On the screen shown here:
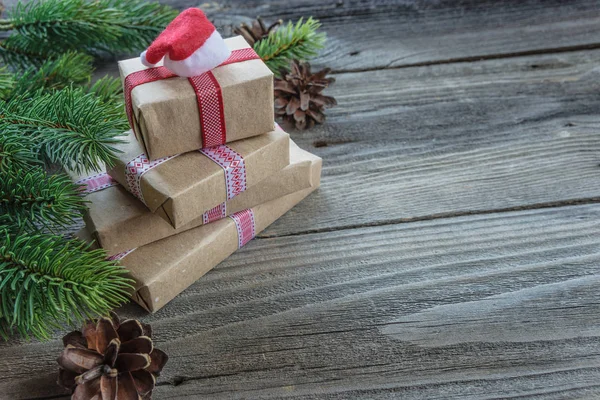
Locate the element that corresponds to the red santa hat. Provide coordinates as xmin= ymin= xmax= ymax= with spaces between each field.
xmin=141 ymin=8 xmax=231 ymax=77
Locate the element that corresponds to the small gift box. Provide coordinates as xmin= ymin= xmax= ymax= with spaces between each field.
xmin=107 ymin=128 xmax=289 ymax=229
xmin=71 ymin=141 xmax=320 ymax=256
xmin=78 ymin=177 xmax=321 ymax=312
xmin=119 ymin=36 xmax=274 ymax=160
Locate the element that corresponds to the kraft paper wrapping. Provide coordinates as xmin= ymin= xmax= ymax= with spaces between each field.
xmin=107 ymin=129 xmax=289 ymax=229
xmin=119 ymin=36 xmax=274 ymax=160
xmin=126 ymin=180 xmax=321 ymax=312
xmin=72 ymin=141 xmax=320 ymax=256
xmin=74 ymin=160 xmax=322 ymax=313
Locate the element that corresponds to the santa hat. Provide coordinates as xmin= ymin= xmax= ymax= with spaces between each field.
xmin=141 ymin=8 xmax=231 ymax=77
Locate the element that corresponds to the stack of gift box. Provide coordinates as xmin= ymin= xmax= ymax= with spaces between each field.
xmin=72 ymin=36 xmax=321 ymax=312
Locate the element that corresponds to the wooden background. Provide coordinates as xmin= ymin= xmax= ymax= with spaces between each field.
xmin=2 ymin=0 xmax=600 ymax=398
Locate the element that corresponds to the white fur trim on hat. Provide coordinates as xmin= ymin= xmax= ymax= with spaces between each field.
xmin=167 ymin=30 xmax=231 ymax=77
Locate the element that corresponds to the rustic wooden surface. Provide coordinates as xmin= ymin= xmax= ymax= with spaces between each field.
xmin=2 ymin=0 xmax=600 ymax=399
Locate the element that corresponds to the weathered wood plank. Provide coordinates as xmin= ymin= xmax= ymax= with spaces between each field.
xmin=193 ymin=0 xmax=600 ymax=71
xmin=2 ymin=204 xmax=600 ymax=399
xmin=261 ymin=48 xmax=600 ymax=236
xmin=79 ymin=0 xmax=600 ymax=76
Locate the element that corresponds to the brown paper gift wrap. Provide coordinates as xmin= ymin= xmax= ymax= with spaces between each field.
xmin=120 ymin=173 xmax=321 ymax=313
xmin=73 ymin=141 xmax=320 ymax=256
xmin=119 ymin=36 xmax=274 ymax=160
xmin=107 ymin=128 xmax=289 ymax=229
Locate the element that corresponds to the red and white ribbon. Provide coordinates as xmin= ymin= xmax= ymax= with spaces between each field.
xmin=200 ymin=145 xmax=247 ymax=200
xmin=124 ymin=67 xmax=176 ymax=136
xmin=188 ymin=72 xmax=226 ymax=148
xmin=122 ymin=144 xmax=246 ymax=207
xmin=203 ymin=202 xmax=227 ymax=224
xmin=76 ymin=172 xmax=119 ymax=194
xmin=124 ymin=48 xmax=260 ymax=148
xmin=125 ymin=153 xmax=176 ymax=205
xmin=229 ymin=209 xmax=256 ymax=248
xmin=108 ymin=248 xmax=136 ymax=262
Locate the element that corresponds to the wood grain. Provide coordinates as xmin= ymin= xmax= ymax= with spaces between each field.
xmin=185 ymin=0 xmax=600 ymax=72
xmin=1 ymin=1 xmax=599 ymax=399
xmin=262 ymin=49 xmax=600 ymax=236
xmin=82 ymin=0 xmax=600 ymax=76
xmin=2 ymin=204 xmax=600 ymax=399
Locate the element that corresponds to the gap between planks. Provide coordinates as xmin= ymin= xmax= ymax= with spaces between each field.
xmin=331 ymin=42 xmax=600 ymax=74
xmin=258 ymin=197 xmax=600 ymax=238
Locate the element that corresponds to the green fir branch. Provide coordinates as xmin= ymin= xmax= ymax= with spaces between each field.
xmin=0 ymin=229 xmax=133 ymax=340
xmin=254 ymin=17 xmax=326 ymax=75
xmin=0 ymin=167 xmax=87 ymax=232
xmin=88 ymin=75 xmax=124 ymax=106
xmin=107 ymin=0 xmax=180 ymax=53
xmin=0 ymin=66 xmax=15 ymax=101
xmin=0 ymin=0 xmax=177 ymax=61
xmin=11 ymin=52 xmax=93 ymax=97
xmin=0 ymin=86 xmax=127 ymax=173
xmin=0 ymin=128 xmax=40 ymax=171
xmin=0 ymin=34 xmax=55 ymax=69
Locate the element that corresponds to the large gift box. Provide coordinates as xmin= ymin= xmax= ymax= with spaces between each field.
xmin=107 ymin=128 xmax=289 ymax=228
xmin=78 ymin=160 xmax=321 ymax=312
xmin=73 ymin=141 xmax=320 ymax=256
xmin=119 ymin=36 xmax=274 ymax=160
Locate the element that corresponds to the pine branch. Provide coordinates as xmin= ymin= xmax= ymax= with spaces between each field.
xmin=0 ymin=66 xmax=15 ymax=101
xmin=0 ymin=228 xmax=133 ymax=340
xmin=88 ymin=75 xmax=124 ymax=107
xmin=0 ymin=34 xmax=54 ymax=69
xmin=0 ymin=0 xmax=177 ymax=65
xmin=0 ymin=166 xmax=87 ymax=232
xmin=254 ymin=18 xmax=326 ymax=75
xmin=10 ymin=52 xmax=93 ymax=97
xmin=0 ymin=86 xmax=127 ymax=173
xmin=0 ymin=127 xmax=39 ymax=171
xmin=108 ymin=0 xmax=180 ymax=53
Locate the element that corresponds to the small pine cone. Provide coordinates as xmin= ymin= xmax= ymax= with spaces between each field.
xmin=57 ymin=312 xmax=168 ymax=400
xmin=233 ymin=17 xmax=282 ymax=46
xmin=274 ymin=60 xmax=337 ymax=130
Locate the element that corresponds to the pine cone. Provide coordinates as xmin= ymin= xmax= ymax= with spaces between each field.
xmin=233 ymin=17 xmax=282 ymax=46
xmin=57 ymin=312 xmax=168 ymax=400
xmin=274 ymin=60 xmax=337 ymax=130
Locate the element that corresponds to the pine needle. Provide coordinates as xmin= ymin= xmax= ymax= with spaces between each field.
xmin=11 ymin=52 xmax=93 ymax=97
xmin=0 ymin=86 xmax=127 ymax=173
xmin=254 ymin=18 xmax=326 ymax=75
xmin=0 ymin=34 xmax=52 ymax=69
xmin=0 ymin=167 xmax=87 ymax=232
xmin=0 ymin=0 xmax=177 ymax=66
xmin=0 ymin=228 xmax=133 ymax=340
xmin=88 ymin=76 xmax=124 ymax=107
xmin=0 ymin=128 xmax=39 ymax=171
xmin=0 ymin=66 xmax=15 ymax=101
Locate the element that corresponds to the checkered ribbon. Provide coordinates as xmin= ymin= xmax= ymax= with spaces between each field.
xmin=124 ymin=67 xmax=176 ymax=136
xmin=76 ymin=172 xmax=119 ymax=194
xmin=203 ymin=202 xmax=227 ymax=224
xmin=124 ymin=48 xmax=260 ymax=148
xmin=108 ymin=248 xmax=136 ymax=262
xmin=125 ymin=153 xmax=176 ymax=205
xmin=200 ymin=145 xmax=247 ymax=200
xmin=230 ymin=209 xmax=256 ymax=248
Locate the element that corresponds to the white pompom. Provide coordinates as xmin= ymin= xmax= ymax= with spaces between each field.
xmin=140 ymin=50 xmax=156 ymax=67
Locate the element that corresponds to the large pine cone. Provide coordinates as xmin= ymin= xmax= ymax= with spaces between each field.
xmin=57 ymin=313 xmax=168 ymax=400
xmin=274 ymin=60 xmax=337 ymax=130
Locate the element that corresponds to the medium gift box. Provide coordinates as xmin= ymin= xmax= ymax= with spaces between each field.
xmin=78 ymin=165 xmax=321 ymax=312
xmin=72 ymin=141 xmax=321 ymax=256
xmin=119 ymin=36 xmax=274 ymax=160
xmin=107 ymin=128 xmax=289 ymax=229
